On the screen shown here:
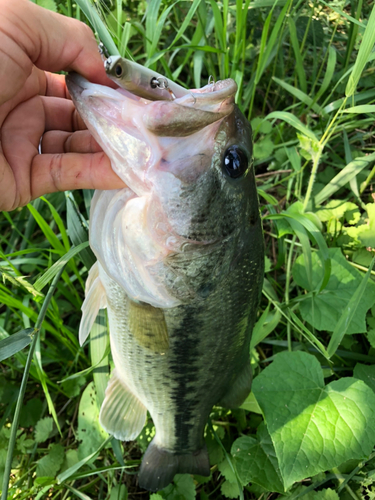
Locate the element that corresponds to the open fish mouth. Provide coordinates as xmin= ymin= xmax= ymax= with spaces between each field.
xmin=66 ymin=72 xmax=244 ymax=308
xmin=66 ymin=72 xmax=237 ymax=194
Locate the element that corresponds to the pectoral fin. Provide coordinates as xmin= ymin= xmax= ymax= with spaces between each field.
xmin=99 ymin=369 xmax=146 ymax=441
xmin=128 ymin=300 xmax=169 ymax=354
xmin=79 ymin=262 xmax=107 ymax=345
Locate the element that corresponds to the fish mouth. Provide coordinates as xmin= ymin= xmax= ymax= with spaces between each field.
xmin=66 ymin=72 xmax=237 ymax=192
xmin=66 ymin=72 xmax=236 ymax=116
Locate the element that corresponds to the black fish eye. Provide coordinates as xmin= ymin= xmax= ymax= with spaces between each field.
xmin=223 ymin=146 xmax=249 ymax=179
xmin=115 ymin=64 xmax=123 ymax=77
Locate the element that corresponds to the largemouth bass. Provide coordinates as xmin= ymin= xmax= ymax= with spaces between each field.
xmin=66 ymin=73 xmax=264 ymax=491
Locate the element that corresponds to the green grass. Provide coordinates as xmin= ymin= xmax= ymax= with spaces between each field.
xmin=2 ymin=0 xmax=375 ymax=499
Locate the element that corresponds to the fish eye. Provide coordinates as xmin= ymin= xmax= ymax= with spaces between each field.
xmin=115 ymin=64 xmax=123 ymax=77
xmin=222 ymin=146 xmax=249 ymax=179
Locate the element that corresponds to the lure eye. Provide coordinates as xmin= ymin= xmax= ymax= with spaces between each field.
xmin=115 ymin=64 xmax=123 ymax=77
xmin=223 ymin=146 xmax=249 ymax=179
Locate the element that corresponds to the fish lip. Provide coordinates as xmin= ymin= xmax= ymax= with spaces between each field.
xmin=67 ymin=71 xmax=237 ymax=107
xmin=175 ymin=78 xmax=237 ymax=106
xmin=66 ymin=72 xmax=90 ymax=91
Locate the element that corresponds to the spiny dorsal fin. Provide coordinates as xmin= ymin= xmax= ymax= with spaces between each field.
xmin=99 ymin=369 xmax=146 ymax=441
xmin=128 ymin=300 xmax=169 ymax=354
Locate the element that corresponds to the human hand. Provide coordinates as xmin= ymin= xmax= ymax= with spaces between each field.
xmin=0 ymin=0 xmax=125 ymax=211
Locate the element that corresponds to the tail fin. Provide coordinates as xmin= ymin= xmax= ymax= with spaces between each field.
xmin=138 ymin=439 xmax=210 ymax=491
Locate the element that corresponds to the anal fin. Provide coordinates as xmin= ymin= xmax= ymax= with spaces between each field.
xmin=138 ymin=439 xmax=210 ymax=491
xmin=218 ymin=362 xmax=252 ymax=408
xmin=99 ymin=369 xmax=146 ymax=441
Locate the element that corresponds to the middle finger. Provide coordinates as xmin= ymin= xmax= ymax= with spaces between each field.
xmin=41 ymin=95 xmax=87 ymax=132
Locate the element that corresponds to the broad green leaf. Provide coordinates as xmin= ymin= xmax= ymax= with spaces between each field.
xmin=161 ymin=473 xmax=196 ymax=500
xmin=109 ymin=484 xmax=127 ymax=500
xmin=36 ymin=444 xmax=64 ymax=477
xmin=253 ymin=137 xmax=274 ymax=159
xmin=36 ymin=0 xmax=57 ymax=12
xmin=77 ymin=382 xmax=108 ymax=460
xmin=348 ymin=203 xmax=375 ymax=248
xmin=316 ymin=200 xmax=360 ymax=225
xmin=150 ymin=495 xmax=164 ymax=500
xmin=240 ymin=392 xmax=262 ymax=414
xmin=354 ymin=363 xmax=375 ymax=394
xmin=0 ymin=328 xmax=35 ymax=362
xmin=19 ymin=398 xmax=43 ymax=427
xmin=61 ymin=376 xmax=86 ymax=399
xmin=218 ymin=457 xmax=237 ymax=484
xmin=35 ymin=417 xmax=54 ymax=443
xmin=252 ymin=351 xmax=375 ymax=489
xmin=293 ymin=248 xmax=375 ymax=334
xmin=314 ymin=152 xmax=375 ymax=206
xmin=302 ymin=488 xmax=339 ymax=500
xmin=232 ymin=423 xmax=284 ymax=493
xmin=221 ymin=480 xmax=240 ymax=499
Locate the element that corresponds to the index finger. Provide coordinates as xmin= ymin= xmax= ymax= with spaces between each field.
xmin=0 ymin=0 xmax=111 ymax=105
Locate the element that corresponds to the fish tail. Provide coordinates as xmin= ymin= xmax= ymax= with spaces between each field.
xmin=138 ymin=439 xmax=210 ymax=491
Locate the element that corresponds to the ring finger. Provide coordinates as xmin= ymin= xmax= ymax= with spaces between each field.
xmin=41 ymin=129 xmax=102 ymax=154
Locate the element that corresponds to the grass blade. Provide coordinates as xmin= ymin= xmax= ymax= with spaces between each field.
xmin=266 ymin=111 xmax=318 ymax=141
xmin=314 ymin=152 xmax=375 ymax=205
xmin=0 ymin=328 xmax=35 ymax=362
xmin=90 ymin=310 xmax=109 ymax=407
xmin=327 ymin=256 xmax=375 ymax=359
xmin=346 ymin=3 xmax=375 ymax=96
xmin=316 ymin=46 xmax=337 ymax=101
xmin=288 ymin=17 xmax=307 ymax=93
xmin=33 ymin=241 xmax=89 ymax=292
xmin=57 ymin=436 xmax=112 ymax=483
xmin=272 ymin=77 xmax=322 ymax=114
xmin=75 ymin=0 xmax=119 ymax=55
xmin=1 ymin=265 xmax=66 ymax=500
xmin=250 ymin=305 xmax=281 ymax=350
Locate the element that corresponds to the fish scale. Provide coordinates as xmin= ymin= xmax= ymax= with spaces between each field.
xmin=67 ymin=72 xmax=264 ymax=491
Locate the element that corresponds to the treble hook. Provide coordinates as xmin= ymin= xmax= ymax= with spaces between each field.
xmin=150 ymin=76 xmax=176 ymax=100
xmin=98 ymin=42 xmax=110 ymax=61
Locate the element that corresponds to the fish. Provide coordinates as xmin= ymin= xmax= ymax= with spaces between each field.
xmin=66 ymin=72 xmax=264 ymax=491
